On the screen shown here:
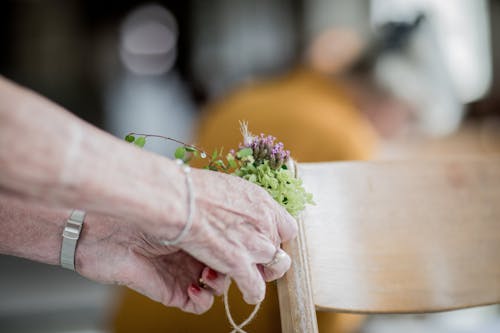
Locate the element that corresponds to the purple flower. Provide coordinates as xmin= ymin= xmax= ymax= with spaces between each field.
xmin=243 ymin=133 xmax=289 ymax=169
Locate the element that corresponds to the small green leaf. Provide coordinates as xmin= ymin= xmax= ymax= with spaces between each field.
xmin=134 ymin=136 xmax=146 ymax=148
xmin=185 ymin=146 xmax=196 ymax=152
xmin=236 ymin=147 xmax=253 ymax=158
xmin=212 ymin=149 xmax=218 ymax=160
xmin=174 ymin=146 xmax=186 ymax=160
xmin=125 ymin=134 xmax=135 ymax=143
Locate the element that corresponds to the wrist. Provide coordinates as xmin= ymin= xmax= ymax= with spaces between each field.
xmin=160 ymin=159 xmax=195 ymax=246
xmin=129 ymin=156 xmax=193 ymax=242
xmin=65 ymin=134 xmax=189 ymax=242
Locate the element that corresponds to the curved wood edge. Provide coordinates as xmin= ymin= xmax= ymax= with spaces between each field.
xmin=276 ymin=160 xmax=318 ymax=333
xmin=315 ymin=301 xmax=500 ymax=314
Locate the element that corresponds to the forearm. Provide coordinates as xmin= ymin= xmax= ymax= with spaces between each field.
xmin=0 ymin=194 xmax=69 ymax=264
xmin=0 ymin=77 xmax=185 ymax=237
xmin=0 ymin=193 xmax=139 ymax=284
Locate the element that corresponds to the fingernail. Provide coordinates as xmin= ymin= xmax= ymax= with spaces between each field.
xmin=206 ymin=268 xmax=218 ymax=280
xmin=189 ymin=283 xmax=201 ymax=294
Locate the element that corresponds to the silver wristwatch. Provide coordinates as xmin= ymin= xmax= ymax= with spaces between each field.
xmin=60 ymin=210 xmax=86 ymax=271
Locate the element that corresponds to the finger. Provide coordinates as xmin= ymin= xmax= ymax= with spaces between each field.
xmin=200 ymin=267 xmax=229 ymax=296
xmin=245 ymin=232 xmax=277 ymax=262
xmin=274 ymin=205 xmax=298 ymax=242
xmin=259 ymin=249 xmax=292 ymax=282
xmin=185 ymin=283 xmax=214 ymax=314
xmin=232 ymin=263 xmax=266 ymax=304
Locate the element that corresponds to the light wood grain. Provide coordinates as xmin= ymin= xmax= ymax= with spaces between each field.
xmin=298 ymin=156 xmax=500 ymax=314
xmin=277 ymin=216 xmax=319 ymax=333
xmin=277 ymin=161 xmax=319 ymax=333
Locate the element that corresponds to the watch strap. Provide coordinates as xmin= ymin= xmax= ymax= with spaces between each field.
xmin=60 ymin=210 xmax=86 ymax=270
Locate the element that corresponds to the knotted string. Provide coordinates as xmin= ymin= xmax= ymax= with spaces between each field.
xmin=223 ymin=277 xmax=262 ymax=333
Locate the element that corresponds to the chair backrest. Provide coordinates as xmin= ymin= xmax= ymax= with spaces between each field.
xmin=277 ymin=156 xmax=500 ymax=333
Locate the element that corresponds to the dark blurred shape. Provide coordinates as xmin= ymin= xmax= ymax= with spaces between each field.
xmin=352 ymin=13 xmax=425 ymax=73
xmin=188 ymin=0 xmax=299 ymax=99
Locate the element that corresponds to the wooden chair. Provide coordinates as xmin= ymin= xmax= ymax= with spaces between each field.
xmin=277 ymin=156 xmax=500 ymax=332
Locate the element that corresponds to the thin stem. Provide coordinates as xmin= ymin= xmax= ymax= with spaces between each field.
xmin=127 ymin=132 xmax=209 ymax=157
xmin=126 ymin=132 xmax=238 ymax=173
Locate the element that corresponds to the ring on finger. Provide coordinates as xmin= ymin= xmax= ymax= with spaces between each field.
xmin=263 ymin=248 xmax=286 ymax=267
xmin=198 ymin=277 xmax=209 ymax=289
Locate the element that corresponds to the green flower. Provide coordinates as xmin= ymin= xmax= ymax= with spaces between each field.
xmin=235 ymin=160 xmax=314 ymax=218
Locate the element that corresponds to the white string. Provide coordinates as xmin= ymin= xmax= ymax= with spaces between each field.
xmin=223 ymin=159 xmax=297 ymax=332
xmin=164 ymin=156 xmax=288 ymax=331
xmin=223 ymin=277 xmax=262 ymax=333
xmin=163 ymin=161 xmax=260 ymax=332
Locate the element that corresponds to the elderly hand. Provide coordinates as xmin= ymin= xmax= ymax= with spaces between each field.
xmin=178 ymin=168 xmax=297 ymax=304
xmin=76 ymin=168 xmax=298 ymax=313
xmin=75 ymin=213 xmax=228 ymax=314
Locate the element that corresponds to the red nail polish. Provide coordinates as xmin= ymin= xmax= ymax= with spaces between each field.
xmin=189 ymin=283 xmax=201 ymax=294
xmin=206 ymin=268 xmax=218 ymax=280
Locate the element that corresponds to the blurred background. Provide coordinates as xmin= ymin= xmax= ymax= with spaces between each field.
xmin=1 ymin=0 xmax=499 ymax=332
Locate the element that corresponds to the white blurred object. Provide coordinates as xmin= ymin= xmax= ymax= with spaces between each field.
xmin=430 ymin=305 xmax=500 ymax=331
xmin=105 ymin=72 xmax=196 ymax=157
xmin=363 ymin=305 xmax=500 ymax=333
xmin=371 ymin=0 xmax=492 ymax=136
xmin=120 ymin=4 xmax=178 ymax=76
xmin=374 ymin=18 xmax=464 ymax=136
xmin=104 ymin=4 xmax=196 ymax=156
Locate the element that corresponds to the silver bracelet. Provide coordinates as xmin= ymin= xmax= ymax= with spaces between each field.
xmin=162 ymin=159 xmax=195 ymax=246
xmin=60 ymin=209 xmax=86 ymax=271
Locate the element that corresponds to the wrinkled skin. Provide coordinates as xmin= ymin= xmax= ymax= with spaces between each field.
xmin=176 ymin=169 xmax=296 ymax=304
xmin=76 ymin=215 xmax=225 ymax=314
xmin=76 ymin=168 xmax=297 ymax=314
